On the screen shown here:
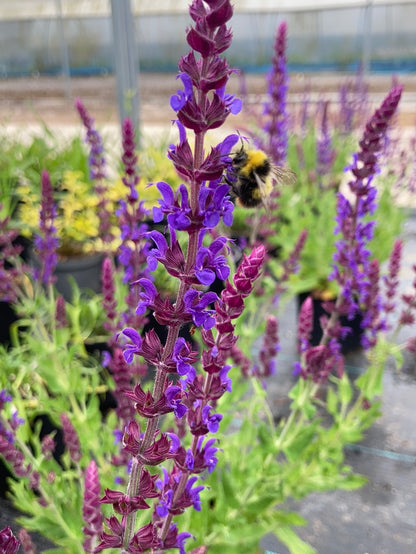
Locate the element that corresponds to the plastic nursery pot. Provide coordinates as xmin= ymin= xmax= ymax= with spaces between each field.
xmin=54 ymin=252 xmax=105 ymax=301
xmin=0 ymin=235 xmax=32 ymax=346
xmin=297 ymin=291 xmax=363 ymax=354
xmin=29 ymin=250 xmax=105 ymax=301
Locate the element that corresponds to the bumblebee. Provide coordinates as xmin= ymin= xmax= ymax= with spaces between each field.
xmin=227 ymin=145 xmax=297 ymax=210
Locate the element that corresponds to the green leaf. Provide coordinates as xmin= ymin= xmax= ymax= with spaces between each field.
xmin=220 ymin=470 xmax=240 ymax=509
xmin=274 ymin=525 xmax=317 ymax=554
xmin=326 ymin=385 xmax=339 ymax=416
xmin=338 ymin=373 xmax=353 ymax=406
xmin=245 ymin=494 xmax=277 ymax=515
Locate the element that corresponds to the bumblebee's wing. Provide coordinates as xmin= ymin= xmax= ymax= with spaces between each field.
xmin=270 ymin=165 xmax=297 ymax=186
xmin=253 ymin=171 xmax=272 ymax=212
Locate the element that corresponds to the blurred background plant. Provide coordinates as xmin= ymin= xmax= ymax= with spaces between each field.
xmin=232 ymin=23 xmax=407 ymax=304
xmin=0 ymin=122 xmax=182 ymax=259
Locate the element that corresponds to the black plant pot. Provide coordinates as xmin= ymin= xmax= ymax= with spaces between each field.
xmin=297 ymin=292 xmax=363 ymax=354
xmin=0 ymin=235 xmax=32 ymax=347
xmin=0 ymin=301 xmax=18 ymax=346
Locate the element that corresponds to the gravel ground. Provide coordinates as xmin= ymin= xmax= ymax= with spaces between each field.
xmin=0 ymin=72 xmax=415 ymax=128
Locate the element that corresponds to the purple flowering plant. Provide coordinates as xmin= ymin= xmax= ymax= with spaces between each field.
xmin=175 ymin=84 xmax=416 ymax=554
xmin=236 ymin=22 xmax=405 ymax=302
xmin=1 ymin=8 xmax=416 ymax=554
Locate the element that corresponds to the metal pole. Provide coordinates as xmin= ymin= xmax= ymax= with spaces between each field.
xmin=110 ymin=0 xmax=140 ymax=138
xmin=361 ymin=0 xmax=373 ymax=76
xmin=55 ymin=0 xmax=72 ymax=100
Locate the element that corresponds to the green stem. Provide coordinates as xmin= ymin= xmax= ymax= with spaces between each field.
xmin=123 ymin=125 xmax=207 ymax=549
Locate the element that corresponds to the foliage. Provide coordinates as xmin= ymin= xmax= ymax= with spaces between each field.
xmin=0 ymin=280 xmax=121 ymax=552
xmin=2 ymin=126 xmax=182 ymax=256
xmin=267 ymin=126 xmax=405 ymax=297
xmin=181 ymin=355 xmax=388 ymax=554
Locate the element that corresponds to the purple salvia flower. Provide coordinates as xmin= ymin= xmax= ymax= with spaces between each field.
xmin=327 ymin=85 xmax=402 ymax=349
xmin=59 ymin=413 xmax=81 ymax=464
xmin=101 ymin=2 xmax=264 ymax=551
xmin=316 ymin=101 xmax=336 ymax=182
xmin=75 ymin=98 xmax=112 ymax=245
xmin=0 ymin=389 xmax=12 ymax=410
xmin=82 ymin=460 xmax=103 ymax=553
xmin=55 ymin=295 xmax=67 ymax=329
xmin=0 ymin=526 xmax=20 ymax=554
xmin=33 ymin=170 xmax=58 ymax=286
xmin=361 ymin=259 xmax=385 ymax=349
xmin=108 ymin=348 xmax=136 ymax=422
xmin=117 ymin=118 xmax=152 ymax=332
xmin=0 ymin=398 xmax=31 ymax=479
xmin=254 ymin=315 xmax=279 ymax=378
xmin=41 ymin=434 xmax=55 ymax=460
xmin=398 ymin=264 xmax=416 ymax=328
xmin=262 ymin=21 xmax=289 ymax=165
xmin=0 ymin=216 xmax=27 ymax=303
xmin=17 ymin=529 xmax=37 ymax=554
xmin=294 ymin=341 xmax=344 ymax=384
xmin=275 ymin=229 xmax=307 ymax=296
xmin=298 ymin=296 xmax=313 ymax=353
xmin=230 ymin=343 xmax=251 ymax=377
xmin=338 ymin=81 xmax=355 ymax=135
xmin=383 ymin=239 xmax=402 ymax=321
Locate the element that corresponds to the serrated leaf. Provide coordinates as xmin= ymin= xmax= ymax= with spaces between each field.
xmin=326 ymin=385 xmax=339 ymax=416
xmin=284 ymin=425 xmax=318 ymax=460
xmin=220 ymin=470 xmax=240 ymax=509
xmin=245 ymin=494 xmax=277 ymax=515
xmin=338 ymin=373 xmax=353 ymax=406
xmin=273 ymin=510 xmax=308 ymax=527
xmin=274 ymin=525 xmax=317 ymax=554
xmin=337 ymin=473 xmax=367 ymax=490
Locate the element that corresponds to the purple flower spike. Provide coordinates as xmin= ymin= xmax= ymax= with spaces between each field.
xmin=75 ymin=98 xmax=113 ymax=245
xmin=60 ymin=413 xmax=81 ymax=464
xmin=256 ymin=315 xmax=280 ymax=378
xmin=34 ymin=170 xmax=58 ymax=286
xmin=103 ymin=2 xmax=267 ymax=551
xmin=262 ymin=21 xmax=289 ymax=164
xmin=0 ymin=526 xmax=20 ymax=554
xmin=17 ymin=529 xmax=36 ymax=554
xmin=298 ymin=296 xmax=313 ymax=353
xmin=82 ymin=460 xmax=103 ymax=553
xmin=324 ymin=84 xmax=403 ymax=351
